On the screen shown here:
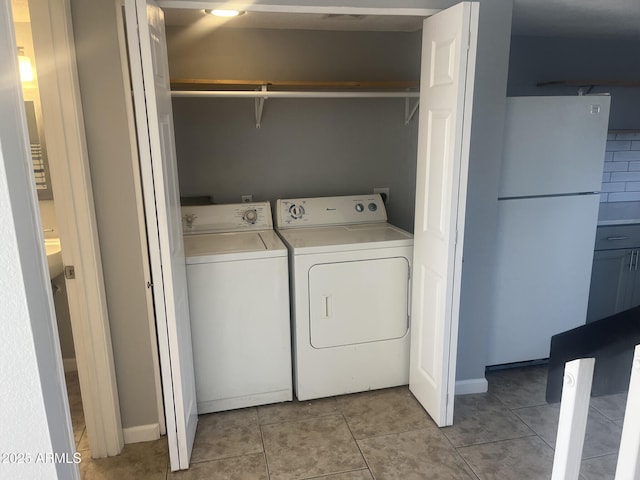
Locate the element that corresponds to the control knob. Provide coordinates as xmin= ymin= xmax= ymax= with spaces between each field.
xmin=243 ymin=209 xmax=258 ymax=224
xmin=289 ymin=204 xmax=305 ymax=219
xmin=355 ymin=203 xmax=364 ymax=213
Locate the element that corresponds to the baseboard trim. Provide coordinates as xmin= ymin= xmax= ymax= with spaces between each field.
xmin=123 ymin=423 xmax=160 ymax=444
xmin=455 ymin=377 xmax=488 ymax=395
xmin=63 ymin=358 xmax=77 ymax=372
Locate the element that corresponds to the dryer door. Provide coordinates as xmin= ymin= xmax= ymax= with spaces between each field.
xmin=309 ymin=257 xmax=410 ymax=348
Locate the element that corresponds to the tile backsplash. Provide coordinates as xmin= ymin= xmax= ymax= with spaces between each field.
xmin=601 ymin=132 xmax=640 ymax=203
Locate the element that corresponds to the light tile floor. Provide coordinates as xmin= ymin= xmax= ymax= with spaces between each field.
xmin=72 ymin=365 xmax=627 ymax=479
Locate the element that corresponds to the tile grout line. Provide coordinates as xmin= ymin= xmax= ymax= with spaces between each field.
xmin=476 ymin=375 xmax=559 ymax=475
xmin=339 ymin=411 xmax=376 ymax=480
xmin=258 ymin=419 xmax=272 ymax=480
xmin=506 ymin=395 xmax=558 ymax=455
xmin=299 ymin=468 xmax=373 ymax=480
xmin=438 ymin=420 xmax=482 ymax=480
xmin=346 ymin=422 xmax=440 ymax=442
xmin=451 ymin=431 xmax=539 ymax=450
xmin=165 ymin=453 xmax=169 ymax=480
xmin=258 ymin=410 xmax=341 ymax=427
xmin=189 ymin=450 xmax=265 ymax=465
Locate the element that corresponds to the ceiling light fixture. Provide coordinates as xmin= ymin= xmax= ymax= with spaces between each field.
xmin=204 ymin=9 xmax=245 ymax=17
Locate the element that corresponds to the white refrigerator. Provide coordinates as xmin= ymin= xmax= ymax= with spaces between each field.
xmin=487 ymin=95 xmax=611 ymax=366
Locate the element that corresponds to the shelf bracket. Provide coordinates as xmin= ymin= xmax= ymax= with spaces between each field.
xmin=255 ymin=85 xmax=267 ymax=128
xmin=577 ymin=85 xmax=596 ymax=96
xmin=405 ymin=93 xmax=420 ymax=125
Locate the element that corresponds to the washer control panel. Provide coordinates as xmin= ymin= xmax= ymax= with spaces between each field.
xmin=182 ymin=201 xmax=273 ymax=234
xmin=275 ymin=194 xmax=387 ymax=228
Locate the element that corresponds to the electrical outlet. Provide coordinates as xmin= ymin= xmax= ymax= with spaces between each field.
xmin=374 ymin=187 xmax=390 ymax=205
xmin=241 ymin=194 xmax=253 ymax=203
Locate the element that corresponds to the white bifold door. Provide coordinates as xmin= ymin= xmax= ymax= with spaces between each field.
xmin=409 ymin=2 xmax=478 ymax=427
xmin=124 ymin=0 xmax=198 ymax=471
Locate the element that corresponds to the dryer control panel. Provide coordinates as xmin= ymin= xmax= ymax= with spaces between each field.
xmin=275 ymin=194 xmax=387 ymax=228
xmin=182 ymin=201 xmax=273 ymax=234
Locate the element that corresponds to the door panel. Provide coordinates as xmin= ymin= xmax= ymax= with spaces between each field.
xmin=409 ymin=2 xmax=478 ymax=427
xmin=425 ymin=110 xmax=452 ymax=233
xmin=124 ymin=0 xmax=197 ymax=471
xmin=309 ymin=258 xmax=410 ymax=348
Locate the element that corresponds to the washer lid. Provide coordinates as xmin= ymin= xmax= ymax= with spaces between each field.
xmin=184 ymin=230 xmax=287 ymax=263
xmin=277 ymin=223 xmax=413 ymax=254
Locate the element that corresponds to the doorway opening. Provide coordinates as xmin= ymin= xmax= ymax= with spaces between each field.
xmin=11 ymin=0 xmax=90 ymax=455
xmin=10 ymin=0 xmax=124 ymax=459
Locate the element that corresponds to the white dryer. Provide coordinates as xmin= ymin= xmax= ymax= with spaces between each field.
xmin=182 ymin=202 xmax=292 ymax=413
xmin=275 ymin=194 xmax=413 ymax=401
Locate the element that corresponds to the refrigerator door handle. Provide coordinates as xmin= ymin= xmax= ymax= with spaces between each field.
xmin=630 ymin=250 xmax=637 ymax=271
xmin=635 ymin=249 xmax=639 ymax=271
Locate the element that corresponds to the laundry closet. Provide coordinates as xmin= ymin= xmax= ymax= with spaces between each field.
xmin=125 ymin=1 xmax=478 ymax=470
xmin=163 ymin=12 xmax=423 ymax=232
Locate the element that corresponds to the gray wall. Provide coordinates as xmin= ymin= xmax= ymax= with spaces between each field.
xmin=168 ymin=27 xmax=422 ymax=232
xmin=70 ymin=0 xmax=159 ymax=430
xmin=507 ymin=35 xmax=640 ymax=130
xmin=456 ymin=0 xmax=513 ymax=382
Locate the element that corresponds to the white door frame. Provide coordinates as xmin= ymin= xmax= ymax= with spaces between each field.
xmin=27 ymin=0 xmax=123 ymax=457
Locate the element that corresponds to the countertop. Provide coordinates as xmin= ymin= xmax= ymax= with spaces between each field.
xmin=597 ymin=201 xmax=640 ymax=226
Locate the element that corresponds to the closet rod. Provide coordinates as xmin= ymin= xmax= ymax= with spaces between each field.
xmin=171 ymin=90 xmax=420 ymax=99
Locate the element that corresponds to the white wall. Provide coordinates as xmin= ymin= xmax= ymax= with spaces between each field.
xmin=0 ymin=1 xmax=77 ymax=477
xmin=38 ymin=199 xmax=59 ymax=235
xmin=0 ymin=147 xmax=68 ymax=480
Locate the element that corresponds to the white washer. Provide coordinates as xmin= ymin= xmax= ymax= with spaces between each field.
xmin=182 ymin=202 xmax=292 ymax=413
xmin=275 ymin=194 xmax=413 ymax=401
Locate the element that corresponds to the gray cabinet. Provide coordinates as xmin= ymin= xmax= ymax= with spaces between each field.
xmin=587 ymin=224 xmax=640 ymax=322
